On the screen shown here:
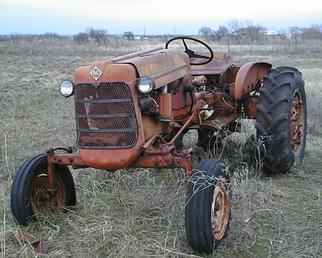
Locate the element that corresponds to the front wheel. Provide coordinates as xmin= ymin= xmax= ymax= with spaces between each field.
xmin=11 ymin=154 xmax=76 ymax=225
xmin=185 ymin=160 xmax=231 ymax=254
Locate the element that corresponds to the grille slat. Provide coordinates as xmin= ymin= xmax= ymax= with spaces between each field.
xmin=76 ymin=113 xmax=133 ymax=119
xmin=75 ymin=82 xmax=138 ymax=148
xmin=79 ymin=128 xmax=135 ymax=133
xmin=75 ymin=98 xmax=132 ymax=104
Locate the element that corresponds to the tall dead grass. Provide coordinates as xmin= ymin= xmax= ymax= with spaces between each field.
xmin=0 ymin=39 xmax=322 ymax=257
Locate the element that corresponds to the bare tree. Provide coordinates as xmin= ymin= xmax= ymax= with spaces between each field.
xmin=43 ymin=33 xmax=61 ymax=40
xmin=123 ymin=31 xmax=135 ymax=41
xmin=237 ymin=25 xmax=267 ymax=43
xmin=198 ymin=26 xmax=213 ymax=40
xmin=88 ymin=28 xmax=108 ymax=44
xmin=214 ymin=26 xmax=229 ymax=41
xmin=302 ymin=25 xmax=322 ymax=40
xmin=225 ymin=19 xmax=242 ymax=49
xmin=73 ymin=32 xmax=89 ymax=44
xmin=226 ymin=19 xmax=241 ymax=35
xmin=289 ymin=27 xmax=302 ymax=46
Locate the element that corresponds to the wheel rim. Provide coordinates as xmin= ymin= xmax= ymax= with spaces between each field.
xmin=290 ymin=91 xmax=305 ymax=155
xmin=211 ymin=179 xmax=230 ymax=240
xmin=31 ymin=173 xmax=65 ymax=214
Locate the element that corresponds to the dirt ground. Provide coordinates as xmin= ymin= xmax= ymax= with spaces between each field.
xmin=0 ymin=39 xmax=321 ymax=257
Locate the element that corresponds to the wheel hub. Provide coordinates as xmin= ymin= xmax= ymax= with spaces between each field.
xmin=31 ymin=173 xmax=65 ymax=214
xmin=290 ymin=92 xmax=304 ymax=153
xmin=211 ymin=179 xmax=230 ymax=240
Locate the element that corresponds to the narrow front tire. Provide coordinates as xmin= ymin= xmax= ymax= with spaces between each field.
xmin=185 ymin=159 xmax=231 ymax=254
xmin=11 ymin=154 xmax=76 ymax=225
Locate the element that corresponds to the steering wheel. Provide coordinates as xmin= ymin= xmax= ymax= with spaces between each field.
xmin=165 ymin=36 xmax=214 ymax=65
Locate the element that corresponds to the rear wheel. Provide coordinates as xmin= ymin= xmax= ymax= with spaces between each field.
xmin=11 ymin=154 xmax=76 ymax=225
xmin=185 ymin=160 xmax=231 ymax=254
xmin=256 ymin=66 xmax=307 ymax=174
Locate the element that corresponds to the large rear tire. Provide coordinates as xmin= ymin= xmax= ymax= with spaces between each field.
xmin=256 ymin=66 xmax=307 ymax=174
xmin=11 ymin=154 xmax=76 ymax=225
xmin=185 ymin=160 xmax=231 ymax=254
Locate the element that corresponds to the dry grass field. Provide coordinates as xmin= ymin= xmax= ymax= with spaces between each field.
xmin=0 ymin=39 xmax=321 ymax=257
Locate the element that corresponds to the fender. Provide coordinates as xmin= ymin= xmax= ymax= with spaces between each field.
xmin=233 ymin=62 xmax=272 ymax=101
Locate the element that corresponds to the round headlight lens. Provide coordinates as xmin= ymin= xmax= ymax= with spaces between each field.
xmin=60 ymin=80 xmax=74 ymax=97
xmin=138 ymin=77 xmax=154 ymax=94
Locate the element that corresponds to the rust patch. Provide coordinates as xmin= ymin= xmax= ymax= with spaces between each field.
xmin=191 ymin=53 xmax=233 ymax=76
xmin=159 ymin=93 xmax=173 ymax=120
xmin=116 ymin=49 xmax=191 ymax=89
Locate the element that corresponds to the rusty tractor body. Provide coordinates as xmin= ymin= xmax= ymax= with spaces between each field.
xmin=11 ymin=37 xmax=307 ymax=254
xmin=49 ymin=45 xmax=271 ymax=172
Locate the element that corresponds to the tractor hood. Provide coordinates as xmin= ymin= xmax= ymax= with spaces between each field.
xmin=74 ymin=48 xmax=191 ymax=87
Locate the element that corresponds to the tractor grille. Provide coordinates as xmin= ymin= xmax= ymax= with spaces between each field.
xmin=75 ymin=82 xmax=138 ymax=148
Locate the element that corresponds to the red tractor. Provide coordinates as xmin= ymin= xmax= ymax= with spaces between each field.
xmin=11 ymin=37 xmax=307 ymax=254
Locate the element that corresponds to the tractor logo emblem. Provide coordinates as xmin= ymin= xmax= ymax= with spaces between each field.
xmin=90 ymin=66 xmax=103 ymax=81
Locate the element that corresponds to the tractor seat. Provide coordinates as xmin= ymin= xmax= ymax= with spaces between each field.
xmin=191 ymin=53 xmax=232 ymax=76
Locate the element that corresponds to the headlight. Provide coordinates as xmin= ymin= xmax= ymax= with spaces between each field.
xmin=138 ymin=77 xmax=154 ymax=94
xmin=60 ymin=80 xmax=74 ymax=97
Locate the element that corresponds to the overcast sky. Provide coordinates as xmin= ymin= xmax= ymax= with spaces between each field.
xmin=1 ymin=0 xmax=322 ymax=34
